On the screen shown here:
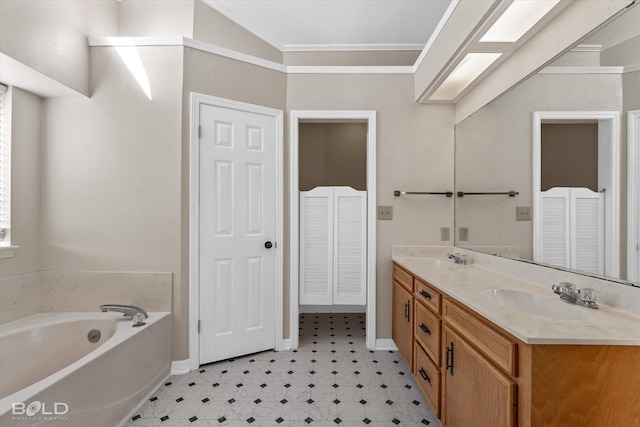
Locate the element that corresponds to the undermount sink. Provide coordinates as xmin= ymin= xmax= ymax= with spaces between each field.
xmin=483 ymin=289 xmax=588 ymax=320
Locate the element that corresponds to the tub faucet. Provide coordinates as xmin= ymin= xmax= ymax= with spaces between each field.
xmin=100 ymin=304 xmax=148 ymax=327
xmin=448 ymin=253 xmax=468 ymax=265
xmin=551 ymin=282 xmax=598 ymax=309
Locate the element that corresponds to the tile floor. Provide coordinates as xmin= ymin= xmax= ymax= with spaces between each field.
xmin=125 ymin=313 xmax=442 ymax=426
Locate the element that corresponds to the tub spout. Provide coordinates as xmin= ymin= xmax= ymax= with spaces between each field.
xmin=100 ymin=304 xmax=148 ymax=327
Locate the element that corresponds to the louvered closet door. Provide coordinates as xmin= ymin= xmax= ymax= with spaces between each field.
xmin=300 ymin=187 xmax=334 ymax=305
xmin=333 ymin=187 xmax=366 ymax=305
xmin=570 ymin=188 xmax=604 ymax=275
xmin=539 ymin=188 xmax=571 ymax=268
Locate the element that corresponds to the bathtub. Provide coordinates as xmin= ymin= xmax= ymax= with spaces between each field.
xmin=0 ymin=312 xmax=172 ymax=426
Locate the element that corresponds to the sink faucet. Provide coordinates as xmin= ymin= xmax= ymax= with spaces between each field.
xmin=100 ymin=304 xmax=148 ymax=327
xmin=551 ymin=282 xmax=598 ymax=309
xmin=448 ymin=253 xmax=468 ymax=265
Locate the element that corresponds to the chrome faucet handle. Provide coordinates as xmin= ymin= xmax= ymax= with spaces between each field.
xmin=579 ymin=288 xmax=598 ymax=303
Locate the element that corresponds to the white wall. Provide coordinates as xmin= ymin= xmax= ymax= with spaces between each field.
xmin=0 ymin=87 xmax=41 ymax=278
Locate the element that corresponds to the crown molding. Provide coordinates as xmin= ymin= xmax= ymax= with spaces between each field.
xmin=571 ymin=44 xmax=603 ymax=52
xmin=282 ymin=43 xmax=424 ymax=52
xmin=539 ymin=65 xmax=625 ymax=74
xmin=88 ymin=37 xmax=415 ymax=75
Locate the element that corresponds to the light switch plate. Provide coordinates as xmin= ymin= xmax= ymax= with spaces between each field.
xmin=440 ymin=227 xmax=450 ymax=241
xmin=459 ymin=227 xmax=469 ymax=241
xmin=378 ymin=206 xmax=393 ymax=220
xmin=516 ymin=206 xmax=531 ymax=221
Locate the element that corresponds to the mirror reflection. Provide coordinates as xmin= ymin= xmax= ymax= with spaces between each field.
xmin=454 ymin=5 xmax=640 ymax=285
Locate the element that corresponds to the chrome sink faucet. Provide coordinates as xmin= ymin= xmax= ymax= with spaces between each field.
xmin=100 ymin=304 xmax=148 ymax=327
xmin=551 ymin=282 xmax=598 ymax=309
xmin=448 ymin=253 xmax=468 ymax=265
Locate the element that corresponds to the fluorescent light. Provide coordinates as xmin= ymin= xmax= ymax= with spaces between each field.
xmin=480 ymin=0 xmax=561 ymax=43
xmin=429 ymin=53 xmax=501 ymax=101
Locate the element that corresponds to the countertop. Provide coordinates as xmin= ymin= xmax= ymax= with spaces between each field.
xmin=392 ymin=256 xmax=640 ymax=345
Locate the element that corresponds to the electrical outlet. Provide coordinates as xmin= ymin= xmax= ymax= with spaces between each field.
xmin=516 ymin=206 xmax=531 ymax=221
xmin=440 ymin=227 xmax=450 ymax=241
xmin=459 ymin=227 xmax=469 ymax=241
xmin=378 ymin=206 xmax=393 ymax=220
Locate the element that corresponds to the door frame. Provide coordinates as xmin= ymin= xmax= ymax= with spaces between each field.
xmin=189 ymin=93 xmax=284 ymax=371
xmin=289 ymin=110 xmax=377 ymax=350
xmin=628 ymin=110 xmax=640 ymax=282
xmin=532 ymin=110 xmax=620 ymax=278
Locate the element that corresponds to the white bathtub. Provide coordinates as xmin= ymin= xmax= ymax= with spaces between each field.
xmin=0 ymin=312 xmax=172 ymax=426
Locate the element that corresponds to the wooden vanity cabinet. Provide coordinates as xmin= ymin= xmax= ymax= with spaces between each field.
xmin=392 ymin=264 xmax=414 ymax=367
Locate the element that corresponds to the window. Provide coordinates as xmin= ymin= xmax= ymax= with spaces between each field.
xmin=0 ymin=83 xmax=12 ymax=251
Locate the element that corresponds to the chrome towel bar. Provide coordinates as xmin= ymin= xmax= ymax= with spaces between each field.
xmin=456 ymin=191 xmax=518 ymax=197
xmin=394 ymin=191 xmax=453 ymax=197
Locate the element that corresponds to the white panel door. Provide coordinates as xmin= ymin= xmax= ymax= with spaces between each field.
xmin=333 ymin=187 xmax=366 ymax=305
xmin=199 ymin=103 xmax=277 ymax=364
xmin=299 ymin=187 xmax=334 ymax=305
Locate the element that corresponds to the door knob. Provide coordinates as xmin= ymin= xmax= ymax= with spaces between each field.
xmin=265 ymin=241 xmax=273 ymax=249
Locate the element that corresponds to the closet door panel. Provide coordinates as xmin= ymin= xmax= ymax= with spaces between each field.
xmin=300 ymin=188 xmax=333 ymax=305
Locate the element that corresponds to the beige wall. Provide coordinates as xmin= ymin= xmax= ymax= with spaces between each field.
xmin=299 ymin=123 xmax=367 ymax=191
xmin=41 ymin=46 xmax=185 ymax=356
xmin=284 ymin=51 xmax=419 ymax=66
xmin=0 ymin=87 xmax=41 ymax=278
xmin=541 ymin=123 xmax=598 ymax=192
xmin=192 ymin=1 xmax=282 ymax=64
xmin=288 ymin=73 xmax=455 ymax=338
xmin=455 ymin=73 xmax=622 ymax=263
xmin=117 ymin=0 xmax=194 ymax=37
xmin=0 ymin=0 xmax=117 ymax=96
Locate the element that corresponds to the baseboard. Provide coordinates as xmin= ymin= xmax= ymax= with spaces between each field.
xmin=171 ymin=359 xmax=191 ymax=375
xmin=375 ymin=339 xmax=398 ymax=351
xmin=299 ymin=305 xmax=366 ymax=313
xmin=280 ymin=338 xmax=292 ymax=351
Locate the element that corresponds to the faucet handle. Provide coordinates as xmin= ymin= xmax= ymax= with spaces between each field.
xmin=579 ymin=288 xmax=598 ymax=303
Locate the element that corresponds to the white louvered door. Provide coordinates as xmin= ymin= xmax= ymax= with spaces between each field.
xmin=300 ymin=187 xmax=366 ymax=306
xmin=333 ymin=187 xmax=366 ymax=304
xmin=538 ymin=187 xmax=603 ymax=274
xmin=199 ymin=102 xmax=277 ymax=365
xmin=299 ymin=187 xmax=334 ymax=305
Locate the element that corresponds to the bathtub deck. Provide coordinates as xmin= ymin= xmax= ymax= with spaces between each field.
xmin=125 ymin=313 xmax=441 ymax=426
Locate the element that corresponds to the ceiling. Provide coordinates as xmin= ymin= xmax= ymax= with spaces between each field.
xmin=203 ymin=0 xmax=453 ymax=51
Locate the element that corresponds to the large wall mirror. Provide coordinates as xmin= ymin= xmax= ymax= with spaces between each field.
xmin=455 ymin=4 xmax=640 ymax=286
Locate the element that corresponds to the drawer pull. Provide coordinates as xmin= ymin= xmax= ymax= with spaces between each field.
xmin=419 ymin=323 xmax=431 ymax=335
xmin=446 ymin=342 xmax=455 ymax=376
xmin=419 ymin=290 xmax=432 ymax=300
xmin=418 ymin=367 xmax=431 ymax=383
xmin=404 ymin=301 xmax=411 ymax=322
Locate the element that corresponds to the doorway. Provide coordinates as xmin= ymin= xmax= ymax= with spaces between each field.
xmin=532 ymin=111 xmax=620 ymax=277
xmin=290 ymin=110 xmax=377 ymax=350
xmin=189 ymin=94 xmax=284 ymax=370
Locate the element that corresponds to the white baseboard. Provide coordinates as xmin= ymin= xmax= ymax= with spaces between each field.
xmin=171 ymin=359 xmax=191 ymax=375
xmin=280 ymin=339 xmax=292 ymax=351
xmin=375 ymin=339 xmax=398 ymax=351
xmin=299 ymin=305 xmax=366 ymax=313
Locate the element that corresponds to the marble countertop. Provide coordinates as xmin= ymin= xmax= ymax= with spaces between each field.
xmin=392 ymin=256 xmax=640 ymax=345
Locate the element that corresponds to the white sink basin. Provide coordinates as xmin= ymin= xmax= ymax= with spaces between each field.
xmin=483 ymin=289 xmax=588 ymax=320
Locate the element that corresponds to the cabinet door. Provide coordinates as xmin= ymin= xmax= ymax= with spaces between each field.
xmin=442 ymin=326 xmax=516 ymax=427
xmin=392 ymin=281 xmax=413 ymax=368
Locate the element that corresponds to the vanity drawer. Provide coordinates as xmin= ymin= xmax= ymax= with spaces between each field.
xmin=414 ymin=300 xmax=441 ymax=365
xmin=393 ymin=263 xmax=414 ymax=292
xmin=443 ymin=298 xmax=518 ymax=377
xmin=415 ymin=278 xmax=441 ymax=314
xmin=414 ymin=342 xmax=440 ymax=417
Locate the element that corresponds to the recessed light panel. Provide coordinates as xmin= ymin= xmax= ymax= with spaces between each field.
xmin=429 ymin=53 xmax=502 ymax=101
xmin=480 ymin=0 xmax=561 ymax=43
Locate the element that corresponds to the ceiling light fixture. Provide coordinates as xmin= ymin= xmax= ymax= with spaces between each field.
xmin=429 ymin=52 xmax=502 ymax=101
xmin=480 ymin=0 xmax=561 ymax=43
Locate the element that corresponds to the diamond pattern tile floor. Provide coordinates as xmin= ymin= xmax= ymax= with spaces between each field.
xmin=125 ymin=313 xmax=442 ymax=426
